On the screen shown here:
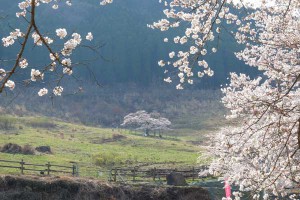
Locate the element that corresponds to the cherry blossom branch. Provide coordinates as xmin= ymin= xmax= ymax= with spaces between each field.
xmin=0 ymin=2 xmax=35 ymax=93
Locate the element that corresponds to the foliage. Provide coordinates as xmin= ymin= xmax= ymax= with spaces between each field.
xmin=1 ymin=143 xmax=35 ymax=155
xmin=1 ymin=87 xmax=225 ymax=129
xmin=21 ymin=144 xmax=35 ymax=155
xmin=121 ymin=110 xmax=171 ymax=136
xmin=152 ymin=0 xmax=300 ymax=198
xmin=26 ymin=118 xmax=56 ymax=129
xmin=93 ymin=151 xmax=138 ymax=167
xmin=0 ymin=116 xmax=15 ymax=131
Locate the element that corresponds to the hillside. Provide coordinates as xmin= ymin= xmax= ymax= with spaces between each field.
xmin=0 ymin=114 xmax=211 ymax=178
xmin=0 ymin=0 xmax=258 ymax=88
xmin=1 ymin=87 xmax=226 ymax=129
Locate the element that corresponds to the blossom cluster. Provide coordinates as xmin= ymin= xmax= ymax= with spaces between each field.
xmin=167 ymin=0 xmax=300 ymax=198
xmin=150 ymin=0 xmax=299 ymax=198
xmin=150 ymin=0 xmax=247 ymax=89
xmin=100 ymin=0 xmax=113 ymax=6
xmin=0 ymin=0 xmax=113 ymax=96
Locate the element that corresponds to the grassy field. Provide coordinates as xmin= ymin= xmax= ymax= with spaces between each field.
xmin=0 ymin=114 xmax=213 ymax=179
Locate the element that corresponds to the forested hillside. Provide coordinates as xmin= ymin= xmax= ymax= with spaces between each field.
xmin=0 ymin=0 xmax=257 ymax=88
xmin=0 ymin=1 xmax=257 ymax=128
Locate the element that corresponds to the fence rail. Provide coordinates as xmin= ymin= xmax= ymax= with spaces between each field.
xmin=0 ymin=159 xmax=210 ymax=184
xmin=0 ymin=159 xmax=77 ymax=176
xmin=106 ymin=165 xmax=209 ymax=183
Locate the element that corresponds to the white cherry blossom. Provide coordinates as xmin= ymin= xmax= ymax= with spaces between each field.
xmin=38 ymin=88 xmax=48 ymax=96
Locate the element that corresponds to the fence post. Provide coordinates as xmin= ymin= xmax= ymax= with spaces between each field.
xmin=108 ymin=169 xmax=112 ymax=181
xmin=46 ymin=162 xmax=51 ymax=175
xmin=20 ymin=159 xmax=24 ymax=175
xmin=132 ymin=168 xmax=136 ymax=182
xmin=192 ymin=167 xmax=195 ymax=181
xmin=153 ymin=167 xmax=156 ymax=181
xmin=113 ymin=168 xmax=117 ymax=182
xmin=72 ymin=164 xmax=76 ymax=176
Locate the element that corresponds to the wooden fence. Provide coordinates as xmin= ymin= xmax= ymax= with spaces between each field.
xmin=106 ymin=165 xmax=209 ymax=183
xmin=0 ymin=159 xmax=78 ymax=176
xmin=0 ymin=159 xmax=210 ymax=183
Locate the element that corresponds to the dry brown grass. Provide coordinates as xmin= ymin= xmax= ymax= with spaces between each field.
xmin=0 ymin=175 xmax=210 ymax=200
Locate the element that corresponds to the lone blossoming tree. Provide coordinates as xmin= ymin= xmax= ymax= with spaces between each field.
xmin=151 ymin=0 xmax=300 ymax=198
xmin=121 ymin=110 xmax=171 ymax=137
xmin=0 ymin=0 xmax=113 ymax=96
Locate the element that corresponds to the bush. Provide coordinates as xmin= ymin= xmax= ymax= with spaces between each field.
xmin=35 ymin=146 xmax=52 ymax=154
xmin=1 ymin=143 xmax=22 ymax=154
xmin=0 ymin=117 xmax=15 ymax=130
xmin=93 ymin=152 xmax=137 ymax=167
xmin=22 ymin=145 xmax=35 ymax=155
xmin=27 ymin=119 xmax=56 ymax=129
xmin=0 ymin=143 xmax=35 ymax=155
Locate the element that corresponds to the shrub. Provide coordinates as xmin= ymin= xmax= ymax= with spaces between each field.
xmin=22 ymin=145 xmax=35 ymax=155
xmin=0 ymin=143 xmax=35 ymax=155
xmin=35 ymin=146 xmax=52 ymax=154
xmin=0 ymin=117 xmax=15 ymax=130
xmin=93 ymin=152 xmax=137 ymax=167
xmin=27 ymin=119 xmax=56 ymax=129
xmin=1 ymin=143 xmax=22 ymax=154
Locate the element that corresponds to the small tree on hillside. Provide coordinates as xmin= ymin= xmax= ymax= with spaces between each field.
xmin=150 ymin=112 xmax=172 ymax=137
xmin=121 ymin=110 xmax=171 ymax=137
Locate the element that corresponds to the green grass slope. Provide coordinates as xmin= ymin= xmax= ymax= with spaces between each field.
xmin=0 ymin=115 xmax=209 ymax=178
